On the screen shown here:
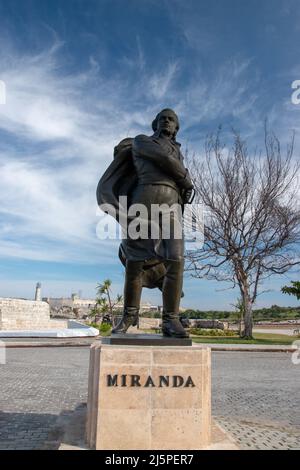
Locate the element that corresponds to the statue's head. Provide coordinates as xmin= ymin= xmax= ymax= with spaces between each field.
xmin=152 ymin=108 xmax=180 ymax=138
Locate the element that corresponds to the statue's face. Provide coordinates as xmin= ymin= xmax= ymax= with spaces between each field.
xmin=157 ymin=110 xmax=177 ymax=137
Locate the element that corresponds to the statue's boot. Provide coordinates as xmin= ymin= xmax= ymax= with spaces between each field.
xmin=112 ymin=260 xmax=144 ymax=334
xmin=112 ymin=306 xmax=139 ymax=334
xmin=162 ymin=259 xmax=189 ymax=338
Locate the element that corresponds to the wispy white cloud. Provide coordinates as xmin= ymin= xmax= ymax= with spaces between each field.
xmin=0 ymin=39 xmax=184 ymax=266
xmin=0 ymin=41 xmax=135 ymax=263
xmin=0 ymin=32 xmax=298 ymax=270
xmin=148 ymin=62 xmax=179 ymax=99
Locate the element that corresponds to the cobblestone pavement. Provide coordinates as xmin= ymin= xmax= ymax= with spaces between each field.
xmin=0 ymin=348 xmax=299 ymax=450
xmin=212 ymin=352 xmax=300 ymax=450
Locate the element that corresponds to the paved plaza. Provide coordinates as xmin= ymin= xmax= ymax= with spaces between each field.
xmin=0 ymin=347 xmax=299 ymax=450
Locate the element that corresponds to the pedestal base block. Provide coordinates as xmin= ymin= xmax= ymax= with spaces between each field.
xmin=86 ymin=344 xmax=211 ymax=450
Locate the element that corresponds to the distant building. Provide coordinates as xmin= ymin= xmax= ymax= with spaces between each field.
xmin=43 ymin=296 xmax=96 ymax=310
xmin=43 ymin=293 xmax=163 ymax=313
xmin=102 ymin=300 xmax=160 ymax=313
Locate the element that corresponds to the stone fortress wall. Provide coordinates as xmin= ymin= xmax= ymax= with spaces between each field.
xmin=0 ymin=298 xmax=67 ymax=330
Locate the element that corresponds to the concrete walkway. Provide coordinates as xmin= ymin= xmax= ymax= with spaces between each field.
xmin=0 ymin=336 xmax=298 ymax=352
xmin=253 ymin=327 xmax=299 ymax=336
xmin=0 ymin=320 xmax=99 ymax=338
xmin=192 ymin=342 xmax=297 ymax=352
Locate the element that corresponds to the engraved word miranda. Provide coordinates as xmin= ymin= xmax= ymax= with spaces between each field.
xmin=106 ymin=374 xmax=195 ymax=388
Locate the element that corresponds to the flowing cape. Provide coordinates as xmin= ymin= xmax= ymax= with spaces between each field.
xmin=96 ymin=138 xmax=137 ymax=225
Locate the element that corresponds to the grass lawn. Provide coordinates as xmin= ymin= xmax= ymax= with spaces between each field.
xmin=191 ymin=332 xmax=297 ymax=345
xmin=90 ymin=325 xmax=298 ymax=345
xmin=139 ymin=328 xmax=297 ymax=345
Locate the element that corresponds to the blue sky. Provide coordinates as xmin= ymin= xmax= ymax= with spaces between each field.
xmin=0 ymin=0 xmax=299 ymax=308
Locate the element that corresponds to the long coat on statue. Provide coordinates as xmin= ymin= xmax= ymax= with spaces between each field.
xmin=96 ymin=137 xmax=167 ymax=291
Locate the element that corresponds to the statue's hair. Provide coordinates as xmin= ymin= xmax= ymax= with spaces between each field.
xmin=152 ymin=108 xmax=180 ymax=137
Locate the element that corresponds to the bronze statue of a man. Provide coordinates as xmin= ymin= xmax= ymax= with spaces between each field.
xmin=97 ymin=109 xmax=194 ymax=338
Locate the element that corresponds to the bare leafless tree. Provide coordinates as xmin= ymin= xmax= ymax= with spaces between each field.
xmin=186 ymin=126 xmax=300 ymax=338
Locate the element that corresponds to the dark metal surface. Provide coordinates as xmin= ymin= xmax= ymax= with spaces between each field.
xmin=97 ymin=109 xmax=194 ymax=339
xmin=102 ymin=334 xmax=192 ymax=346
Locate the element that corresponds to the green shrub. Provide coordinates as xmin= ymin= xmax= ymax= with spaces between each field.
xmin=87 ymin=321 xmax=112 ymax=336
xmin=100 ymin=322 xmax=112 ymax=335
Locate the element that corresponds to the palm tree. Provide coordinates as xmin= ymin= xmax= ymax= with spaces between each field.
xmin=93 ymin=279 xmax=123 ymax=327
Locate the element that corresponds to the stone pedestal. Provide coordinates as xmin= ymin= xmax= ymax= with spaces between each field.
xmin=86 ymin=343 xmax=211 ymax=450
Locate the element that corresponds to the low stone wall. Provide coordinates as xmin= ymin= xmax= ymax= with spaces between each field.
xmin=0 ymin=298 xmax=51 ymax=330
xmin=139 ymin=317 xmax=161 ymax=329
xmin=137 ymin=318 xmax=228 ymax=330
